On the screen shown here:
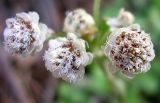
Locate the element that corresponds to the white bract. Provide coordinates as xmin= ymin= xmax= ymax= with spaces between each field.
xmin=4 ymin=11 xmax=53 ymax=57
xmin=43 ymin=33 xmax=93 ymax=83
xmin=104 ymin=24 xmax=155 ymax=78
xmin=63 ymin=9 xmax=96 ymax=37
xmin=107 ymin=8 xmax=135 ymax=31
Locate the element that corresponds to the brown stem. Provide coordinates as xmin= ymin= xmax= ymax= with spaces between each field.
xmin=0 ymin=49 xmax=35 ymax=103
xmin=41 ymin=76 xmax=58 ymax=103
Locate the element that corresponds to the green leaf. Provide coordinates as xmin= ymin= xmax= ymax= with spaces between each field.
xmin=99 ymin=18 xmax=109 ymax=35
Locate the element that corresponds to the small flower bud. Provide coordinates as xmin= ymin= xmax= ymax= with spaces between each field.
xmin=107 ymin=8 xmax=135 ymax=31
xmin=43 ymin=33 xmax=93 ymax=83
xmin=4 ymin=11 xmax=54 ymax=57
xmin=63 ymin=9 xmax=96 ymax=37
xmin=104 ymin=24 xmax=155 ymax=78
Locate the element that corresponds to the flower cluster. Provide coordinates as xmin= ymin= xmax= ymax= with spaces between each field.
xmin=107 ymin=8 xmax=135 ymax=31
xmin=43 ymin=33 xmax=93 ymax=83
xmin=104 ymin=24 xmax=155 ymax=77
xmin=63 ymin=9 xmax=96 ymax=37
xmin=4 ymin=12 xmax=53 ymax=57
xmin=3 ymin=8 xmax=156 ymax=82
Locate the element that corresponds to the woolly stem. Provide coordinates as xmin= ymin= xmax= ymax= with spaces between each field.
xmin=92 ymin=48 xmax=126 ymax=103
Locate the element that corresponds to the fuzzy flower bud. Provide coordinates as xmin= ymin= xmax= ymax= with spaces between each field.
xmin=63 ymin=9 xmax=96 ymax=37
xmin=43 ymin=33 xmax=93 ymax=83
xmin=107 ymin=8 xmax=135 ymax=31
xmin=104 ymin=24 xmax=155 ymax=78
xmin=4 ymin=11 xmax=54 ymax=57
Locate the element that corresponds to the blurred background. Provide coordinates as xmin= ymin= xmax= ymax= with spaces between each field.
xmin=0 ymin=0 xmax=160 ymax=103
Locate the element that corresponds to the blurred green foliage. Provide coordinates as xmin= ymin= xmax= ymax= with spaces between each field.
xmin=55 ymin=0 xmax=160 ymax=103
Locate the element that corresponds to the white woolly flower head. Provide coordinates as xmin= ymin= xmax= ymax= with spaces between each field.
xmin=104 ymin=24 xmax=155 ymax=78
xmin=4 ymin=11 xmax=54 ymax=57
xmin=63 ymin=8 xmax=96 ymax=37
xmin=43 ymin=33 xmax=93 ymax=83
xmin=107 ymin=8 xmax=135 ymax=31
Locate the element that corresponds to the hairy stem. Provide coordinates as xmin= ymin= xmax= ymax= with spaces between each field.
xmin=93 ymin=50 xmax=126 ymax=103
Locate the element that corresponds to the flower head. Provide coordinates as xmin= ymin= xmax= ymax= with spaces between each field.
xmin=104 ymin=24 xmax=155 ymax=78
xmin=4 ymin=11 xmax=53 ymax=57
xmin=43 ymin=33 xmax=93 ymax=83
xmin=107 ymin=8 xmax=135 ymax=31
xmin=63 ymin=9 xmax=96 ymax=37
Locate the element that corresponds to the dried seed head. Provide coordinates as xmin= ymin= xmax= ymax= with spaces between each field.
xmin=63 ymin=9 xmax=96 ymax=37
xmin=43 ymin=33 xmax=93 ymax=83
xmin=4 ymin=12 xmax=54 ymax=57
xmin=104 ymin=24 xmax=155 ymax=78
xmin=107 ymin=8 xmax=135 ymax=31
